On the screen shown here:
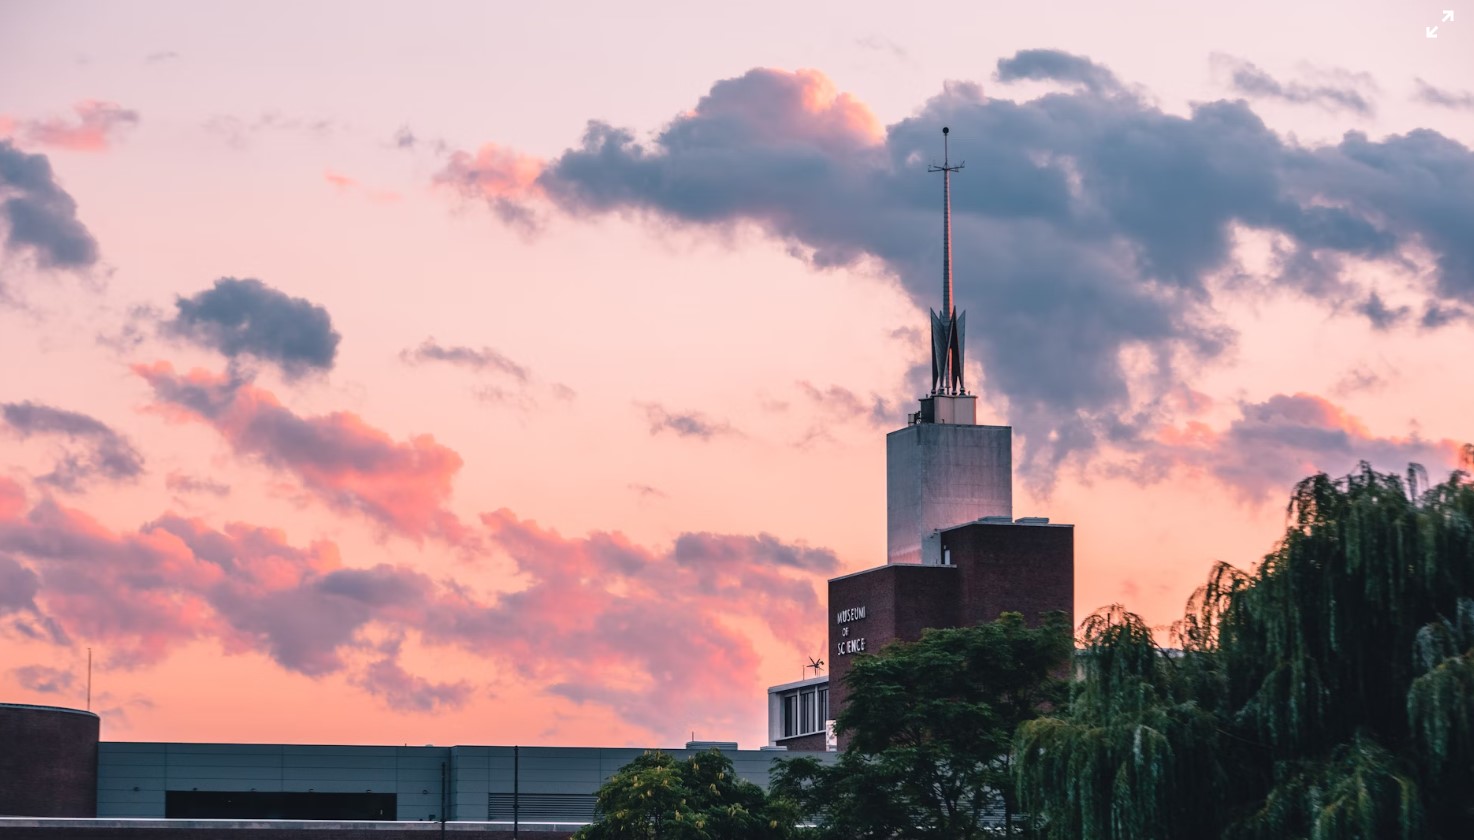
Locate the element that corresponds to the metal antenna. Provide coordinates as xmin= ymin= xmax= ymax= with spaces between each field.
xmin=928 ymin=126 xmax=964 ymax=321
xmin=927 ymin=127 xmax=966 ymax=396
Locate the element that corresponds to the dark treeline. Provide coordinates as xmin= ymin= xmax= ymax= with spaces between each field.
xmin=578 ymin=459 xmax=1474 ymax=839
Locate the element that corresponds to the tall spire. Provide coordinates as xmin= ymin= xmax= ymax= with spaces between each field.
xmin=927 ymin=127 xmax=966 ymax=396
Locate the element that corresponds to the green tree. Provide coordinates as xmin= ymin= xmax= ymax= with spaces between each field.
xmin=772 ymin=611 xmax=1073 ymax=839
xmin=576 ymin=748 xmax=793 ymax=840
xmin=1018 ymin=463 xmax=1474 ymax=839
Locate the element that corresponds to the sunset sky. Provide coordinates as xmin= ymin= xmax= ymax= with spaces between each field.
xmin=2 ymin=0 xmax=1471 ymax=749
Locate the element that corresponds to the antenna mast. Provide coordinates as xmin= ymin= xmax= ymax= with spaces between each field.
xmin=927 ymin=127 xmax=966 ymax=396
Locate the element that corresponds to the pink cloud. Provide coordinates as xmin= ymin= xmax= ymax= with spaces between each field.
xmin=683 ymin=67 xmax=883 ymax=147
xmin=434 ymin=143 xmax=545 ymax=202
xmin=13 ymin=100 xmax=140 ymax=151
xmin=323 ymin=169 xmax=356 ymax=189
xmin=1149 ymin=392 xmax=1463 ymax=501
xmin=0 ymin=477 xmax=835 ymax=735
xmin=134 ymin=362 xmax=468 ymax=543
xmin=465 ymin=510 xmax=834 ymax=732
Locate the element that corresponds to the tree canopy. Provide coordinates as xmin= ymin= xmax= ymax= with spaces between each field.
xmin=772 ymin=611 xmax=1073 ymax=839
xmin=576 ymin=748 xmax=794 ymax=840
xmin=1018 ymin=463 xmax=1474 ymax=839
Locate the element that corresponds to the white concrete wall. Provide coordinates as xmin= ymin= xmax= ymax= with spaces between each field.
xmin=887 ymin=424 xmax=1012 ymax=564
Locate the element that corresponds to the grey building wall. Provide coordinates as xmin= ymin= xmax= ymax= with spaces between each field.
xmin=886 ymin=423 xmax=1012 ymax=564
xmin=449 ymin=746 xmax=813 ymax=821
xmin=97 ymin=744 xmax=448 ymax=822
xmin=97 ymin=743 xmax=830 ymax=823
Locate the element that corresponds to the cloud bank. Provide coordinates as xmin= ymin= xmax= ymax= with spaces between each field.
xmin=0 ymin=477 xmax=833 ymax=731
xmin=438 ymin=52 xmax=1474 ymax=488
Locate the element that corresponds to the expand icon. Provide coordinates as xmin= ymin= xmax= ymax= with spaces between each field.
xmin=1427 ymin=9 xmax=1455 ymax=37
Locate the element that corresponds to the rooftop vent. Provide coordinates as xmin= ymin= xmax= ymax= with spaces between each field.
xmin=686 ymin=740 xmax=739 ymax=751
xmin=1015 ymin=517 xmax=1050 ymax=525
xmin=978 ymin=515 xmax=1013 ymax=524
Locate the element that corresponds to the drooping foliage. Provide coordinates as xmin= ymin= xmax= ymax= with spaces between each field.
xmin=576 ymin=748 xmax=793 ymax=840
xmin=772 ymin=611 xmax=1073 ymax=839
xmin=1018 ymin=463 xmax=1474 ymax=839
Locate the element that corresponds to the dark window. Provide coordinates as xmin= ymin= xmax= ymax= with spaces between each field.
xmin=165 ymin=790 xmax=396 ymax=820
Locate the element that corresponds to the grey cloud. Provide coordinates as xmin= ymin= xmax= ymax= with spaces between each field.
xmin=1413 ymin=78 xmax=1474 ymax=110
xmin=0 ymin=554 xmax=41 ymax=614
xmin=165 ymin=471 xmax=230 ymax=497
xmin=1218 ymin=56 xmax=1376 ymax=115
xmin=628 ymin=482 xmax=666 ymax=499
xmin=638 ymin=402 xmax=735 ymax=440
xmin=0 ymin=140 xmax=100 ymax=271
xmin=1118 ymin=393 xmax=1459 ymax=502
xmin=673 ymin=532 xmax=838 ymax=573
xmin=204 ymin=112 xmax=337 ymax=148
xmin=1421 ymin=301 xmax=1469 ymax=328
xmin=1357 ymin=291 xmax=1410 ymax=330
xmin=1330 ymin=365 xmax=1388 ymax=397
xmin=855 ymin=35 xmax=910 ymax=63
xmin=796 ymin=381 xmax=897 ymax=428
xmin=484 ymin=55 xmax=1474 ymax=487
xmin=400 ymin=337 xmax=529 ymax=381
xmin=12 ymin=664 xmax=75 ymax=694
xmin=1205 ymin=394 xmax=1453 ymax=501
xmin=2 ymin=401 xmax=144 ymax=490
xmin=995 ymin=49 xmax=1121 ymax=93
xmin=166 ymin=278 xmax=340 ymax=375
xmin=354 ymin=655 xmax=472 ymax=712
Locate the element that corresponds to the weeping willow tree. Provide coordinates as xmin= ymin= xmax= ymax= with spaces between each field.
xmin=1018 ymin=461 xmax=1474 ymax=839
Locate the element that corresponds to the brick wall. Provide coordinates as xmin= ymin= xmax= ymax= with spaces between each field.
xmin=827 ymin=565 xmax=959 ymax=747
xmin=0 ymin=704 xmax=100 ymax=818
xmin=945 ymin=523 xmax=1074 ymax=630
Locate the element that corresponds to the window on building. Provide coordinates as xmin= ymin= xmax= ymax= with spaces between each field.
xmin=781 ymin=685 xmax=829 ymax=739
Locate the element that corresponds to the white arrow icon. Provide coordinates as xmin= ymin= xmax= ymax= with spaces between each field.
xmin=1427 ymin=25 xmax=1439 ymax=37
xmin=1443 ymin=10 xmax=1454 ymax=22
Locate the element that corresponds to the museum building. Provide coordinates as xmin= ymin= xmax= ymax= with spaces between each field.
xmin=768 ymin=128 xmax=1075 ymax=752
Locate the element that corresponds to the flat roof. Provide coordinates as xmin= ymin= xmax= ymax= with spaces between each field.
xmin=828 ymin=562 xmax=957 ymax=584
xmin=0 ymin=702 xmax=99 ymax=719
xmin=766 ymin=675 xmax=829 ymax=693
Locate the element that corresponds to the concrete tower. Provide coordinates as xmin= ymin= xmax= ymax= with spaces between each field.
xmin=886 ymin=127 xmax=1012 ymax=564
